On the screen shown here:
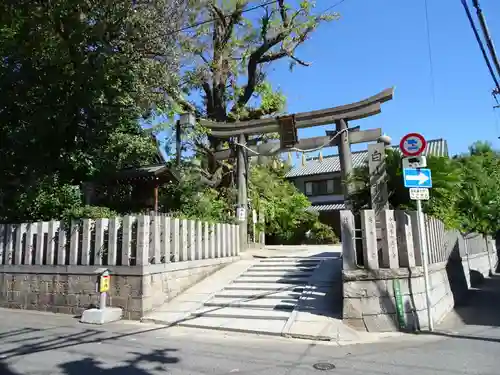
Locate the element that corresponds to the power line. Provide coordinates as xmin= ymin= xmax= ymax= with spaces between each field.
xmin=173 ymin=0 xmax=279 ymax=34
xmin=460 ymin=0 xmax=500 ymax=97
xmin=173 ymin=0 xmax=347 ymax=35
xmin=423 ymin=0 xmax=436 ymax=105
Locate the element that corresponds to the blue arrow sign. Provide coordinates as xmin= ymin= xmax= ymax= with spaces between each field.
xmin=403 ymin=168 xmax=432 ymax=188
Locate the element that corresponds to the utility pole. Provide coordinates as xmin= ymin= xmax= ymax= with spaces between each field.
xmin=472 ymin=0 xmax=500 ymax=79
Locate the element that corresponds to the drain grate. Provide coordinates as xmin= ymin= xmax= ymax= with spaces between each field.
xmin=313 ymin=363 xmax=336 ymax=371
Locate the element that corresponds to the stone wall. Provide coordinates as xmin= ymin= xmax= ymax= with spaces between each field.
xmin=0 ymin=257 xmax=236 ymax=320
xmin=343 ymin=263 xmax=454 ymax=332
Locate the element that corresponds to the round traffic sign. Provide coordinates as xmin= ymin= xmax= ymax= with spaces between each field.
xmin=399 ymin=133 xmax=427 ymax=156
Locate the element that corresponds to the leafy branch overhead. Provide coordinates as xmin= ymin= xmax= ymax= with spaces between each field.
xmin=179 ymin=0 xmax=338 ymax=122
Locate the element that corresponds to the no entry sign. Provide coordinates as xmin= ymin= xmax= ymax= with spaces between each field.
xmin=399 ymin=133 xmax=427 ymax=157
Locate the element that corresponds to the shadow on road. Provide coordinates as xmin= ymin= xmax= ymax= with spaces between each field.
xmin=58 ymin=349 xmax=179 ymax=375
xmin=0 ymin=326 xmax=180 ymax=375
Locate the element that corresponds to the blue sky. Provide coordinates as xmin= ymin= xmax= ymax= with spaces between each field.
xmin=266 ymin=0 xmax=500 ymax=158
xmin=156 ymin=0 xmax=500 ymax=161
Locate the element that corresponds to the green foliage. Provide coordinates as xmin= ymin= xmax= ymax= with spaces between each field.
xmin=249 ymin=163 xmax=337 ymax=244
xmin=348 ymin=143 xmax=500 ymax=234
xmin=305 ymin=221 xmax=339 ymax=245
xmin=63 ymin=206 xmax=118 ymax=222
xmin=0 ymin=0 xmax=185 ymax=222
xmin=159 ymin=164 xmax=236 ymax=223
xmin=348 ymin=149 xmax=462 ymax=228
xmin=455 ymin=142 xmax=500 ymax=235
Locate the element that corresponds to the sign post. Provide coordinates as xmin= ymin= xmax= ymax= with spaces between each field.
xmin=400 ymin=132 xmax=434 ymax=332
xmin=99 ymin=269 xmax=110 ymax=310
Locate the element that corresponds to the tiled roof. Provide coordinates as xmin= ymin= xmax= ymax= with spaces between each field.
xmin=285 ymin=138 xmax=448 ymax=179
xmin=306 ymin=203 xmax=346 ymax=212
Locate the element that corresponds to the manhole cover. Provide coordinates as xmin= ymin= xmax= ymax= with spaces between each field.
xmin=313 ymin=363 xmax=335 ymax=371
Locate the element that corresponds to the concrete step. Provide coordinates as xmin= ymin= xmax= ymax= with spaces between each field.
xmin=242 ymin=271 xmax=314 ymax=278
xmin=214 ymin=289 xmax=302 ymax=299
xmin=233 ymin=276 xmax=310 ymax=284
xmin=178 ymin=316 xmax=286 ymax=336
xmin=191 ymin=307 xmax=291 ymax=320
xmin=204 ymin=298 xmax=297 ymax=310
xmin=224 ymin=283 xmax=305 ymax=291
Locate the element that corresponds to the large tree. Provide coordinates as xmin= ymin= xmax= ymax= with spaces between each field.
xmin=0 ymin=0 xmax=188 ymax=221
xmin=175 ymin=0 xmax=337 ymax=179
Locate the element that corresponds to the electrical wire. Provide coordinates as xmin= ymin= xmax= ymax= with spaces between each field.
xmin=173 ymin=0 xmax=348 ymax=35
xmin=173 ymin=0 xmax=278 ymax=34
xmin=460 ymin=0 xmax=500 ymax=95
xmin=423 ymin=0 xmax=436 ymax=105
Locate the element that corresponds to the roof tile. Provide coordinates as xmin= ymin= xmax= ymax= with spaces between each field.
xmin=285 ymin=138 xmax=448 ymax=178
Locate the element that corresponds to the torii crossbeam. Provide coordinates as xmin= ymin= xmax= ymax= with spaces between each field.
xmin=198 ymin=87 xmax=395 ymax=248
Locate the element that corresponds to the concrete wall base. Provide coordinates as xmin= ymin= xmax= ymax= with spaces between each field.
xmin=0 ymin=257 xmax=238 ymax=320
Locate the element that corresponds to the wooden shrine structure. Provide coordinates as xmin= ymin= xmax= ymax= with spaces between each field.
xmin=83 ymin=165 xmax=179 ymax=214
xmin=197 ymin=87 xmax=395 ymax=248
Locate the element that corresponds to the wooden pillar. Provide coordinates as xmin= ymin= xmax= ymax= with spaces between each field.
xmin=154 ymin=184 xmax=159 ymax=213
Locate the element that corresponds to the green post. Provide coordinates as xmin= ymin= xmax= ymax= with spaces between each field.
xmin=392 ymin=279 xmax=406 ymax=330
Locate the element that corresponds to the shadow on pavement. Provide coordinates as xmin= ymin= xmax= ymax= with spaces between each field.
xmin=448 ymin=274 xmax=500 ymax=327
xmin=0 ymin=326 xmax=180 ymax=375
xmin=58 ymin=349 xmax=179 ymax=375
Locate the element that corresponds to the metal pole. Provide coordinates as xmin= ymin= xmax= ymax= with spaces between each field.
xmin=336 ymin=119 xmax=353 ymax=209
xmin=175 ymin=120 xmax=181 ymax=167
xmin=473 ymin=0 xmax=500 ymax=79
xmin=100 ymin=292 xmax=107 ymax=310
xmin=416 ymin=199 xmax=433 ymax=331
xmin=237 ymin=134 xmax=248 ymax=249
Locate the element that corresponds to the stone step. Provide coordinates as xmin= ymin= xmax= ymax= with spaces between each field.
xmin=224 ymin=283 xmax=305 ymax=292
xmin=178 ymin=316 xmax=286 ymax=336
xmin=214 ymin=289 xmax=302 ymax=300
xmin=247 ymin=266 xmax=318 ymax=272
xmin=242 ymin=271 xmax=315 ymax=278
xmin=258 ymin=258 xmax=322 ymax=264
xmin=191 ymin=307 xmax=291 ymax=320
xmin=204 ymin=298 xmax=297 ymax=310
xmin=233 ymin=276 xmax=310 ymax=284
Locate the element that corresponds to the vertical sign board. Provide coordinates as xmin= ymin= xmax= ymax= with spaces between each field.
xmin=399 ymin=132 xmax=434 ymax=332
xmin=367 ymin=143 xmax=389 ymax=216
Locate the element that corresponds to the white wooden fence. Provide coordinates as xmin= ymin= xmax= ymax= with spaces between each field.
xmin=0 ymin=215 xmax=240 ymax=266
xmin=341 ymin=209 xmax=492 ymax=269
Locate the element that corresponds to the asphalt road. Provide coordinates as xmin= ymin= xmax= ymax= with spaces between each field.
xmin=1 ymin=301 xmax=500 ymax=375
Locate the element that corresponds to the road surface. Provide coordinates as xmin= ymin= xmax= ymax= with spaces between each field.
xmin=1 ymin=300 xmax=500 ymax=375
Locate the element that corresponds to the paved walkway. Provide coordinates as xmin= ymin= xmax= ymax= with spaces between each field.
xmin=142 ymin=245 xmax=391 ymax=343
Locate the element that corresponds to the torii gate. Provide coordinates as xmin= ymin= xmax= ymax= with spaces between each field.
xmin=198 ymin=87 xmax=395 ymax=248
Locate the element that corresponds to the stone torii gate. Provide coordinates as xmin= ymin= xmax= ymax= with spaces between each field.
xmin=198 ymin=87 xmax=395 ymax=248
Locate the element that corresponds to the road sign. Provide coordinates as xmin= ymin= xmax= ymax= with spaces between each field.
xmin=402 ymin=156 xmax=427 ymax=169
xmin=403 ymin=168 xmax=432 ymax=188
xmin=409 ymin=188 xmax=430 ymax=200
xmin=400 ymin=133 xmax=427 ymax=157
